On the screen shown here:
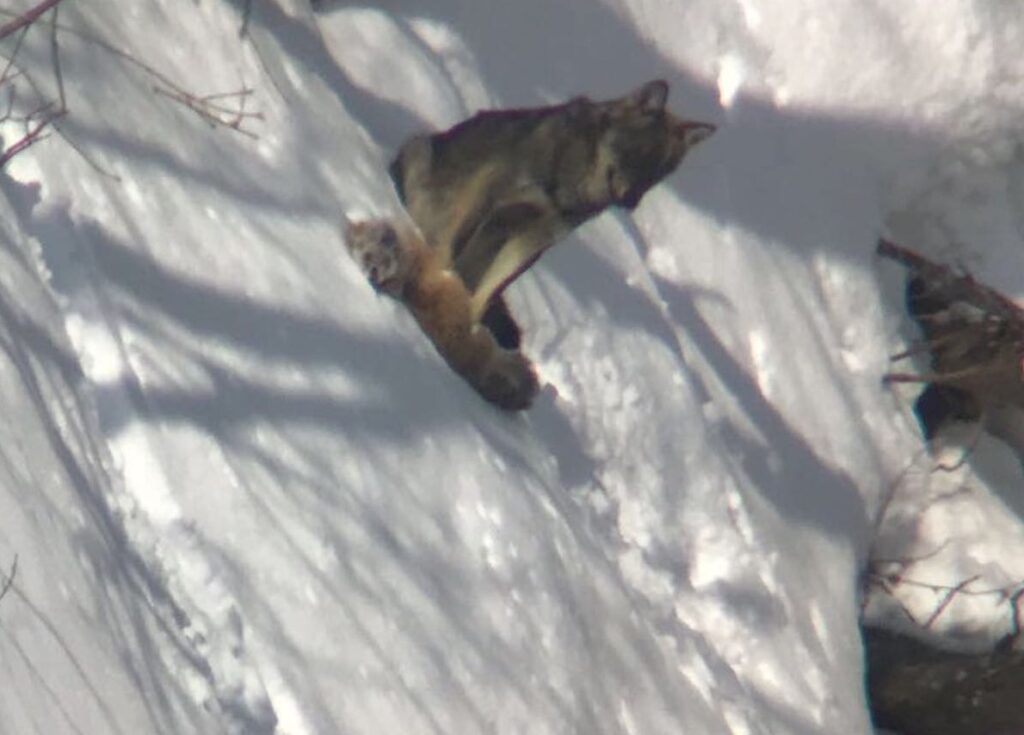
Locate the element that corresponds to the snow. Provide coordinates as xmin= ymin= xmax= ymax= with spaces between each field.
xmin=1 ymin=0 xmax=1024 ymax=733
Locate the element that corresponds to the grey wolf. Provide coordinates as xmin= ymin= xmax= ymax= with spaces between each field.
xmin=390 ymin=79 xmax=716 ymax=324
xmin=879 ymin=237 xmax=1024 ymax=441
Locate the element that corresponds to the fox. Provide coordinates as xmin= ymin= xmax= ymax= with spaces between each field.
xmin=878 ymin=238 xmax=1024 ymax=443
xmin=345 ymin=217 xmax=539 ymax=410
xmin=347 ymin=80 xmax=714 ymax=410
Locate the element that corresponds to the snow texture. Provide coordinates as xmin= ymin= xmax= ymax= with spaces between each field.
xmin=1 ymin=0 xmax=1023 ymax=733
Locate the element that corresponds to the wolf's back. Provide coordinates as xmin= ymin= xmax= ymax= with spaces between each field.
xmin=390 ymin=79 xmax=715 ymax=322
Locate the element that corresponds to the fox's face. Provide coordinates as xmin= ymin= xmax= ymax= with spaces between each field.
xmin=344 ymin=218 xmax=412 ymax=296
xmin=590 ymin=80 xmax=715 ymax=209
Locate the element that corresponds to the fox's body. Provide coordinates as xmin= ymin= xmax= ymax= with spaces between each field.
xmin=347 ymin=81 xmax=712 ymax=410
xmin=390 ymin=79 xmax=715 ymax=321
xmin=345 ymin=218 xmax=538 ymax=410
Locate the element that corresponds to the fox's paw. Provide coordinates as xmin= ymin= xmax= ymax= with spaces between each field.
xmin=343 ymin=217 xmax=412 ymax=297
xmin=478 ymin=350 xmax=540 ymax=411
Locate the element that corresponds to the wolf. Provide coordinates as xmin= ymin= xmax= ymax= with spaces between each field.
xmin=347 ymin=80 xmax=713 ymax=410
xmin=389 ymin=79 xmax=716 ymax=325
xmin=879 ymin=238 xmax=1024 ymax=444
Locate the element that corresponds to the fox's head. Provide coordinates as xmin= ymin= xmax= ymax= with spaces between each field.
xmin=343 ymin=217 xmax=414 ymax=297
xmin=588 ymin=80 xmax=715 ymax=210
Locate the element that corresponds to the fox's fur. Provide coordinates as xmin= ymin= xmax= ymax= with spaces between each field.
xmin=345 ymin=217 xmax=539 ymax=410
xmin=390 ymin=79 xmax=715 ymax=322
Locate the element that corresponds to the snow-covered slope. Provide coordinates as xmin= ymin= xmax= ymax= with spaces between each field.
xmin=2 ymin=1 xmax=1024 ymax=733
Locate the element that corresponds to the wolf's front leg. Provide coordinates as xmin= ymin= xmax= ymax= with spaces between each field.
xmin=450 ymin=199 xmax=568 ymax=324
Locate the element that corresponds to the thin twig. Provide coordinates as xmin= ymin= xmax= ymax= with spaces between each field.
xmin=25 ymin=14 xmax=262 ymax=136
xmin=239 ymin=0 xmax=253 ymax=38
xmin=0 ymin=0 xmax=67 ymax=170
xmin=883 ymin=362 xmax=1005 ymax=384
xmin=0 ymin=0 xmax=63 ymax=40
xmin=870 ymin=540 xmax=951 ymax=572
xmin=923 ymin=574 xmax=981 ymax=629
xmin=152 ymin=85 xmax=261 ymax=138
xmin=0 ymin=107 xmax=63 ymax=167
xmin=0 ymin=1 xmax=259 ymax=169
xmin=48 ymin=0 xmax=63 ymax=113
xmin=0 ymin=24 xmax=28 ymax=85
xmin=52 ymin=122 xmax=121 ymax=180
xmin=0 ymin=554 xmax=18 ymax=604
xmin=869 ymin=571 xmax=1018 ymax=600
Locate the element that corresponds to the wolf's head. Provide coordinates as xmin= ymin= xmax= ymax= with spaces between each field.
xmin=586 ymin=80 xmax=715 ymax=210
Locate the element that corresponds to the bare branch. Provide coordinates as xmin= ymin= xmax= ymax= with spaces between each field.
xmin=48 ymin=0 xmax=64 ymax=113
xmin=0 ymin=107 xmax=63 ymax=168
xmin=239 ymin=0 xmax=253 ymax=38
xmin=0 ymin=24 xmax=28 ymax=86
xmin=924 ymin=574 xmax=981 ymax=629
xmin=0 ymin=0 xmax=63 ymax=41
xmin=996 ymin=587 xmax=1024 ymax=652
xmin=152 ymin=84 xmax=262 ymax=138
xmin=0 ymin=9 xmax=263 ymax=137
xmin=0 ymin=554 xmax=18 ymax=604
xmin=0 ymin=0 xmax=68 ymax=168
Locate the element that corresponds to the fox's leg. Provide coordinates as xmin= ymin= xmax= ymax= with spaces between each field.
xmin=409 ymin=265 xmax=539 ymax=410
xmin=461 ymin=326 xmax=539 ymax=410
xmin=452 ymin=199 xmax=568 ymax=323
xmin=421 ymin=308 xmax=538 ymax=410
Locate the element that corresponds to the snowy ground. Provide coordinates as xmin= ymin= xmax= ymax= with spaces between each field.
xmin=1 ymin=1 xmax=1024 ymax=733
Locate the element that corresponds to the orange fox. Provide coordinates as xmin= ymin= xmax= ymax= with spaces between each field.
xmin=345 ymin=218 xmax=538 ymax=410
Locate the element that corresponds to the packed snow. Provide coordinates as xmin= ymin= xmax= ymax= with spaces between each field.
xmin=1 ymin=1 xmax=1023 ymax=733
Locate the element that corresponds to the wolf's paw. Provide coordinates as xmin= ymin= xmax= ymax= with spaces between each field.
xmin=479 ymin=350 xmax=540 ymax=411
xmin=343 ymin=218 xmax=412 ymax=297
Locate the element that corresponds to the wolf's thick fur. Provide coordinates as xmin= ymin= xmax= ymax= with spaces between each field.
xmin=390 ymin=79 xmax=715 ymax=322
xmin=345 ymin=218 xmax=539 ymax=410
xmin=879 ymin=238 xmax=1024 ymax=441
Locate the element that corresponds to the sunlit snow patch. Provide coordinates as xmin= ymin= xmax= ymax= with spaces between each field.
xmin=717 ymin=54 xmax=745 ymax=108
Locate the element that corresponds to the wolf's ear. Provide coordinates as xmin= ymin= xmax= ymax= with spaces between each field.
xmin=675 ymin=119 xmax=716 ymax=151
xmin=634 ymin=80 xmax=669 ymax=114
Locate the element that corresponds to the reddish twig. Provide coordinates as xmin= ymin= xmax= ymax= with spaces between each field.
xmin=0 ymin=0 xmax=67 ymax=167
xmin=0 ymin=107 xmax=63 ymax=167
xmin=0 ymin=4 xmax=262 ymax=141
xmin=0 ymin=0 xmax=63 ymax=41
xmin=923 ymin=574 xmax=981 ymax=629
xmin=152 ymin=85 xmax=262 ymax=138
